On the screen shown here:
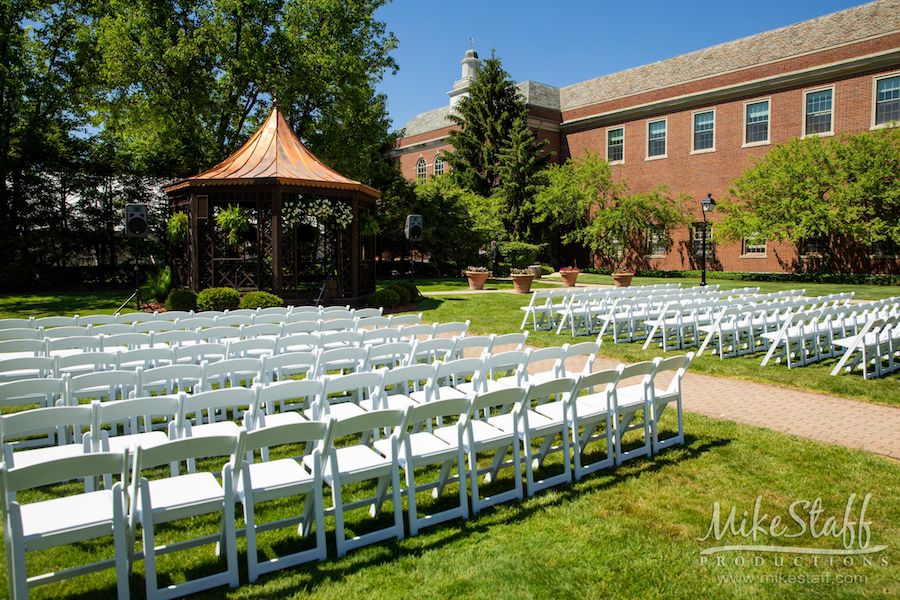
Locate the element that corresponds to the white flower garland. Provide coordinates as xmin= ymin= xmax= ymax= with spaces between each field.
xmin=283 ymin=197 xmax=353 ymax=231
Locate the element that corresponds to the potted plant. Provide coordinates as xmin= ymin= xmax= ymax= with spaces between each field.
xmin=559 ymin=266 xmax=580 ymax=287
xmin=612 ymin=267 xmax=635 ymax=288
xmin=510 ymin=267 xmax=535 ymax=294
xmin=465 ymin=266 xmax=490 ymax=290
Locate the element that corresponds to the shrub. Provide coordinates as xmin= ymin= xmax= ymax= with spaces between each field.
xmin=197 ymin=287 xmax=241 ymax=311
xmin=367 ymin=288 xmax=401 ymax=309
xmin=166 ymin=288 xmax=198 ymax=311
xmin=240 ymin=291 xmax=283 ymax=310
xmin=498 ymin=241 xmax=542 ymax=268
xmin=387 ymin=284 xmax=412 ymax=306
xmin=140 ymin=266 xmax=172 ymax=302
xmin=397 ymin=281 xmax=421 ymax=300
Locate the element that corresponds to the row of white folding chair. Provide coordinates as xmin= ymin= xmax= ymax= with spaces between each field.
xmin=2 ymin=351 xmax=695 ymax=597
xmin=830 ymin=314 xmax=900 ymax=379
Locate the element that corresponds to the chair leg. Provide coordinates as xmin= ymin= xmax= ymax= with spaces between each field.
xmin=331 ymin=475 xmax=347 ymax=558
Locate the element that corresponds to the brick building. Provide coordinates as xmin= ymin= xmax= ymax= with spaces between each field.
xmin=386 ymin=0 xmax=900 ymax=274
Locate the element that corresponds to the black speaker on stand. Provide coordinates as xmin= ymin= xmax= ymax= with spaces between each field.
xmin=117 ymin=204 xmax=153 ymax=314
xmin=405 ymin=214 xmax=423 ymax=283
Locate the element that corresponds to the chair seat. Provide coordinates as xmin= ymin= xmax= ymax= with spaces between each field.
xmin=519 ymin=408 xmax=559 ymax=433
xmin=20 ymin=489 xmax=115 ymax=543
xmin=384 ymin=430 xmax=457 ymax=465
xmin=465 ymin=418 xmax=513 ymax=448
xmin=139 ymin=472 xmax=225 ymax=523
xmin=323 ymin=402 xmax=367 ymax=421
xmin=317 ymin=445 xmax=392 ymax=483
xmin=260 ymin=411 xmax=308 ymax=428
xmin=410 ymin=386 xmax=467 ymax=403
xmin=106 ymin=431 xmax=169 ymax=454
xmin=238 ymin=459 xmax=315 ymax=503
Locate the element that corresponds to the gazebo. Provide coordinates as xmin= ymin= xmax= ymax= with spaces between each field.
xmin=164 ymin=105 xmax=380 ymax=305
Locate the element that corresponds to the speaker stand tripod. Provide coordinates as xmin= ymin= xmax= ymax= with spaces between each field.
xmin=117 ymin=239 xmax=153 ymax=313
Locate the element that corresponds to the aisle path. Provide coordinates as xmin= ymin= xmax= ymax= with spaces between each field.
xmin=428 ymin=280 xmax=900 ymax=460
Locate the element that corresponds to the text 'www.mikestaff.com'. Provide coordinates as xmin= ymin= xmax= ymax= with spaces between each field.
xmin=716 ymin=572 xmax=869 ymax=586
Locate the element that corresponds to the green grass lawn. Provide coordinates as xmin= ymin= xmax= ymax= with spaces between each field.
xmin=1 ymin=282 xmax=899 ymax=598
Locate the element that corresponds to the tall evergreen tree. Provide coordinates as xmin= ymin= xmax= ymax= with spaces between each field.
xmin=445 ymin=50 xmax=549 ymax=238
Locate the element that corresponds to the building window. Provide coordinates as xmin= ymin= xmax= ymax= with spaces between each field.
xmin=871 ymin=239 xmax=900 ymax=257
xmin=415 ymin=158 xmax=427 ymax=182
xmin=692 ymin=224 xmax=713 ymax=258
xmin=804 ymin=88 xmax=833 ymax=136
xmin=875 ymin=74 xmax=900 ymax=127
xmin=693 ymin=110 xmax=715 ymax=152
xmin=607 ymin=127 xmax=624 ymax=163
xmin=745 ymin=100 xmax=770 ymax=145
xmin=801 ymin=236 xmax=826 ymax=257
xmin=646 ymin=227 xmax=665 ymax=256
xmin=647 ymin=119 xmax=666 ymax=158
xmin=434 ymin=155 xmax=445 ymax=176
xmin=742 ymin=234 xmax=767 ymax=256
xmin=607 ymin=233 xmax=624 ymax=260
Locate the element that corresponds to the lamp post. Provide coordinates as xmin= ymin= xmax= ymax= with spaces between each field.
xmin=700 ymin=193 xmax=716 ymax=286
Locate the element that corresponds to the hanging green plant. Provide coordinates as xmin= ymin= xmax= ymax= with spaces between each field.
xmin=216 ymin=204 xmax=251 ymax=246
xmin=360 ymin=212 xmax=380 ymax=237
xmin=167 ymin=211 xmax=189 ymax=244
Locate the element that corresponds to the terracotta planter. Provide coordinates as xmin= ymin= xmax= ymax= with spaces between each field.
xmin=511 ymin=273 xmax=535 ymax=294
xmin=612 ymin=273 xmax=633 ymax=288
xmin=466 ymin=271 xmax=489 ymax=290
xmin=561 ymin=270 xmax=580 ymax=287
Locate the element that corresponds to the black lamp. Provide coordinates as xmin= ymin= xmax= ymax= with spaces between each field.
xmin=700 ymin=194 xmax=716 ymax=286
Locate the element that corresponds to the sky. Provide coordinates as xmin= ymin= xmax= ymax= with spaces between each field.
xmin=374 ymin=0 xmax=871 ymax=131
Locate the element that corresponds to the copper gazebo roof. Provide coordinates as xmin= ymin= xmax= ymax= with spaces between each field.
xmin=164 ymin=106 xmax=380 ymax=199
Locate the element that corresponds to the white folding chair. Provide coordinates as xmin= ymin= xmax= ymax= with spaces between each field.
xmin=518 ymin=377 xmax=578 ymax=496
xmin=408 ymin=338 xmax=454 ymax=364
xmin=116 ymin=347 xmax=174 ymax=370
xmin=649 ymin=353 xmax=693 ymax=454
xmin=389 ymin=313 xmax=423 ymax=328
xmin=449 ymin=334 xmax=494 ymax=360
xmin=397 ymin=323 xmax=435 ymax=342
xmin=196 ymin=357 xmax=261 ymax=392
xmin=364 ymin=340 xmax=415 ymax=371
xmin=70 ymin=369 xmax=141 ymax=404
xmin=2 ymin=450 xmax=131 ymax=599
xmin=559 ymin=368 xmax=621 ymax=479
xmin=137 ymin=363 xmax=203 ymax=397
xmin=377 ymin=396 xmax=470 ymax=536
xmin=612 ymin=361 xmax=656 ymax=465
xmin=0 ymin=378 xmax=69 ymax=447
xmin=450 ymin=386 xmax=526 ymax=515
xmin=237 ymin=419 xmax=335 ymax=581
xmin=306 ymin=408 xmax=407 ymax=557
xmin=433 ymin=320 xmax=470 ymax=339
xmin=128 ymin=433 xmax=242 ymax=599
xmin=1 ymin=403 xmax=92 ymax=470
xmin=0 ymin=355 xmax=57 ymax=383
xmin=254 ymin=378 xmax=323 ymax=430
xmin=519 ymin=290 xmax=553 ymax=331
xmin=258 ymin=350 xmax=319 ymax=384
xmin=490 ymin=332 xmax=528 ymax=353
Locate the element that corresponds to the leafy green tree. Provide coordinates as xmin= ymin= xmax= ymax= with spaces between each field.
xmin=716 ymin=128 xmax=900 ymax=264
xmin=445 ymin=51 xmax=549 ymax=241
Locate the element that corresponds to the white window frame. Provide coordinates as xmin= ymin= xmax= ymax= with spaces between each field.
xmin=691 ymin=109 xmax=716 ymax=154
xmin=743 ymin=98 xmax=771 ymax=148
xmin=646 ymin=118 xmax=667 ymax=161
xmin=607 ymin=127 xmax=624 ymax=165
xmin=415 ymin=157 xmax=427 ymax=182
xmin=433 ymin=155 xmax=445 ymax=177
xmin=742 ymin=233 xmax=767 ymax=257
xmin=872 ymin=72 xmax=900 ymax=130
xmin=646 ymin=226 xmax=666 ymax=257
xmin=607 ymin=232 xmax=624 ymax=260
xmin=802 ymin=86 xmax=835 ymax=138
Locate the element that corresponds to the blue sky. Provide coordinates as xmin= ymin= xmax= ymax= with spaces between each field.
xmin=374 ymin=0 xmax=868 ymax=131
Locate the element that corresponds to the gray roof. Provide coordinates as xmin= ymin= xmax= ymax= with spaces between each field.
xmin=561 ymin=0 xmax=900 ymax=111
xmin=399 ymin=105 xmax=456 ymax=139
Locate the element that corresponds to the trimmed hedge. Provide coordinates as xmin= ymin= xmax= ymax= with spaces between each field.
xmin=582 ymin=268 xmax=900 ymax=286
xmin=240 ymin=291 xmax=283 ymax=309
xmin=197 ymin=287 xmax=241 ymax=311
xmin=367 ymin=282 xmax=422 ymax=309
xmin=166 ymin=288 xmax=198 ymax=312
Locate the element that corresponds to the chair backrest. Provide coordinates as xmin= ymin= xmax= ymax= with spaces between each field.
xmin=563 ymin=341 xmax=601 ymax=375
xmin=2 ymin=450 xmax=128 ymax=500
xmin=258 ymin=306 xmax=290 ymax=316
xmin=281 ymin=320 xmax=321 ymax=335
xmin=116 ymin=347 xmax=174 ymax=370
xmin=397 ymin=323 xmax=435 ymax=342
xmin=137 ymin=363 xmax=203 ymax=396
xmin=0 ymin=355 xmax=57 ymax=381
xmin=0 ymin=328 xmax=41 ymax=341
xmin=160 ymin=310 xmax=194 ymax=321
xmin=57 ymin=352 xmax=118 ymax=376
xmin=0 ymin=317 xmax=35 ymax=330
xmin=240 ymin=323 xmax=282 ymax=339
xmin=116 ymin=311 xmax=157 ymax=324
xmin=241 ymin=418 xmax=334 ymax=460
xmin=472 ymin=350 xmax=529 ymax=392
xmin=361 ymin=327 xmax=402 ymax=346
xmin=226 ymin=308 xmax=259 ymax=317
xmin=259 ymin=350 xmax=319 ymax=383
xmin=523 ymin=345 xmax=566 ymax=379
xmin=34 ymin=316 xmax=79 ymax=329
xmin=42 ymin=325 xmax=93 ymax=339
xmin=380 ymin=362 xmax=435 ymax=402
xmin=199 ymin=357 xmax=261 ymax=391
xmin=356 ymin=316 xmax=391 ymax=330
xmin=76 ymin=314 xmax=117 ymax=326
xmin=46 ymin=335 xmax=103 ymax=355
xmin=319 ymin=317 xmax=357 ymax=332
xmin=70 ymin=368 xmax=141 ymax=402
xmin=0 ymin=377 xmax=67 ymax=410
xmin=330 ymin=407 xmax=406 ymax=441
xmin=174 ymin=342 xmax=227 ymax=365
xmin=450 ymin=334 xmax=495 ymax=360
xmin=524 ymin=376 xmax=578 ymax=411
xmin=320 ymin=330 xmax=363 ymax=349
xmin=226 ymin=337 xmax=275 ymax=359
xmin=216 ymin=315 xmax=253 ymax=327
xmin=92 ymin=324 xmax=134 ymax=336
xmin=615 ymin=361 xmax=657 ymax=397
xmin=468 ymin=386 xmax=527 ymax=419
xmin=275 ymin=332 xmax=321 ymax=354
xmin=429 ymin=357 xmax=483 ymax=397
xmin=314 ymin=370 xmax=386 ymax=419
xmin=409 ymin=337 xmax=454 ymax=364
xmin=433 ymin=320 xmax=470 ymax=339
xmin=154 ymin=328 xmax=199 ymax=347
xmin=388 ymin=313 xmax=422 ymax=327
xmin=353 ymin=308 xmax=384 ymax=319
xmin=573 ymin=368 xmax=622 ymax=407
xmin=0 ymin=403 xmax=93 ymax=458
xmin=101 ymin=332 xmax=152 ymax=352
xmin=364 ymin=341 xmax=415 ymax=371
xmin=198 ymin=325 xmax=242 ymax=343
xmin=651 ymin=353 xmax=694 ymax=396
xmin=0 ymin=338 xmax=46 ymax=357
xmin=315 ymin=346 xmax=370 ymax=377
xmin=254 ymin=378 xmax=324 ymax=425
xmin=179 ymin=387 xmax=257 ymax=431
xmin=133 ymin=433 xmax=241 ymax=473
xmin=176 ymin=317 xmax=217 ymax=330
xmin=251 ymin=313 xmax=289 ymax=325
xmin=90 ymin=394 xmax=181 ymax=448
xmin=491 ymin=332 xmax=529 ymax=353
